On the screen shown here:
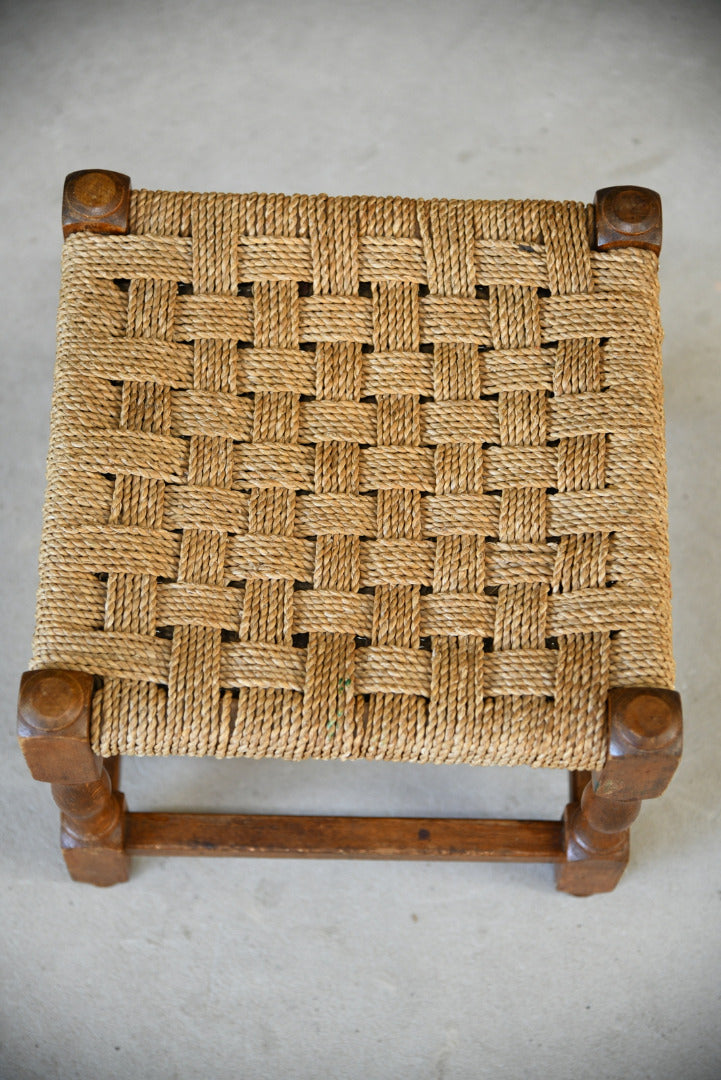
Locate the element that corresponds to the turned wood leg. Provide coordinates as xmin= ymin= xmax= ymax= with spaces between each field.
xmin=17 ymin=669 xmax=129 ymax=886
xmin=62 ymin=169 xmax=130 ymax=238
xmin=557 ymin=688 xmax=682 ymax=896
xmin=594 ymin=185 xmax=662 ymax=254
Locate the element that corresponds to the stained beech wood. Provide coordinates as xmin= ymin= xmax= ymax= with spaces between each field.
xmin=126 ymin=813 xmax=564 ymax=862
xmin=104 ymin=755 xmax=121 ymax=789
xmin=62 ymin=169 xmax=130 ymax=238
xmin=600 ymin=687 xmax=682 ymax=799
xmin=557 ymin=687 xmax=682 ymax=896
xmin=569 ymin=770 xmax=592 ymax=805
xmin=18 ymin=669 xmax=100 ymax=783
xmin=55 ymin=780 xmax=129 ymax=887
xmin=17 ymin=668 xmax=129 ymax=885
xmin=594 ymin=186 xmax=662 ymax=254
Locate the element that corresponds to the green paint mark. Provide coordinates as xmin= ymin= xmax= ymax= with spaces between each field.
xmin=327 ymin=677 xmax=353 ymax=739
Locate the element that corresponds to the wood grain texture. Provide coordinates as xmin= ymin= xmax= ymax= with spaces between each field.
xmin=62 ymin=169 xmax=130 ymax=238
xmin=600 ymin=686 xmax=682 ymax=799
xmin=594 ymin=186 xmax=662 ymax=254
xmin=126 ymin=813 xmax=564 ymax=861
xmin=17 ymin=668 xmax=99 ymax=783
xmin=57 ymin=783 xmax=129 ymax=886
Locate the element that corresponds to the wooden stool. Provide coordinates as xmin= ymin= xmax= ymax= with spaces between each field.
xmin=18 ymin=172 xmax=682 ymax=892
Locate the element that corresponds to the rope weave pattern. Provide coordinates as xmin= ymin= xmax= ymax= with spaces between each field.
xmin=31 ymin=189 xmax=674 ymax=768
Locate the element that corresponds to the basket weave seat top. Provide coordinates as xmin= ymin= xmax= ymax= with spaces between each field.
xmin=31 ymin=188 xmax=674 ymax=769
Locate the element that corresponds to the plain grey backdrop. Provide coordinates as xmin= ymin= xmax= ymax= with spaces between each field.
xmin=1 ymin=2 xmax=720 ymax=1078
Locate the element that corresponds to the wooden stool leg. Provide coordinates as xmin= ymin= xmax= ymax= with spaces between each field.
xmin=17 ymin=669 xmax=129 ymax=886
xmin=557 ymin=688 xmax=682 ymax=896
xmin=594 ymin=185 xmax=662 ymax=253
xmin=62 ymin=169 xmax=130 ymax=238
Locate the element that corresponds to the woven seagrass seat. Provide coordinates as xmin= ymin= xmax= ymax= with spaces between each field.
xmin=18 ymin=172 xmax=682 ymax=892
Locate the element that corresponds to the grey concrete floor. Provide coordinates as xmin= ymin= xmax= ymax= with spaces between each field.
xmin=1 ymin=2 xmax=720 ymax=1077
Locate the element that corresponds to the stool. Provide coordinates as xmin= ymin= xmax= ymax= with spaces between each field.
xmin=18 ymin=171 xmax=682 ymax=893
